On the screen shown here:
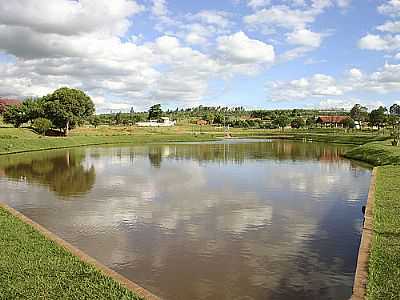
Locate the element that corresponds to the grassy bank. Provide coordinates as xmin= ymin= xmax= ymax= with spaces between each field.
xmin=0 ymin=126 xmax=389 ymax=155
xmin=0 ymin=206 xmax=141 ymax=300
xmin=344 ymin=140 xmax=400 ymax=298
xmin=344 ymin=140 xmax=400 ymax=165
xmin=0 ymin=127 xmax=218 ymax=155
xmin=367 ymin=166 xmax=400 ymax=299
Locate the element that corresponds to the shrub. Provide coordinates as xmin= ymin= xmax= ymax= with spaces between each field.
xmin=33 ymin=118 xmax=52 ymax=135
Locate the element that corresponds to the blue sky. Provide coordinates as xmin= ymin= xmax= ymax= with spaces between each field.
xmin=0 ymin=0 xmax=399 ymax=112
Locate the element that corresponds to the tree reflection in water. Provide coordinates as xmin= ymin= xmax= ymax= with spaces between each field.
xmin=3 ymin=150 xmax=95 ymax=197
xmin=148 ymin=148 xmax=162 ymax=168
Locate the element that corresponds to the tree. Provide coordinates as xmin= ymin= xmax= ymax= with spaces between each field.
xmin=272 ymin=114 xmax=290 ymax=130
xmin=350 ymin=104 xmax=368 ymax=125
xmin=390 ymin=103 xmax=400 ymax=116
xmin=114 ymin=112 xmax=122 ymax=125
xmin=33 ymin=118 xmax=52 ymax=135
xmin=369 ymin=106 xmax=387 ymax=129
xmin=3 ymin=105 xmax=27 ymax=127
xmin=213 ymin=114 xmax=223 ymax=124
xmin=387 ymin=115 xmax=399 ymax=128
xmin=341 ymin=117 xmax=355 ymax=129
xmin=388 ymin=105 xmax=400 ymax=146
xmin=306 ymin=117 xmax=316 ymax=128
xmin=43 ymin=87 xmax=94 ymax=136
xmin=23 ymin=97 xmax=45 ymax=123
xmin=148 ymin=104 xmax=162 ymax=120
xmin=290 ymin=117 xmax=305 ymax=129
xmin=89 ymin=115 xmax=101 ymax=128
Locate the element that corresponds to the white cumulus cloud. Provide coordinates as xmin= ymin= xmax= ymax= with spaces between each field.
xmin=217 ymin=32 xmax=275 ymax=64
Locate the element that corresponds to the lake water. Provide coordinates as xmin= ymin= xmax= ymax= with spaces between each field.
xmin=0 ymin=140 xmax=371 ymax=300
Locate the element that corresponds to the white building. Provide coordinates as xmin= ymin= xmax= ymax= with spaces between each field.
xmin=137 ymin=117 xmax=176 ymax=127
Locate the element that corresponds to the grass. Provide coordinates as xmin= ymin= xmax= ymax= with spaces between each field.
xmin=344 ymin=140 xmax=400 ymax=165
xmin=344 ymin=139 xmax=400 ymax=298
xmin=367 ymin=166 xmax=400 ymax=300
xmin=0 ymin=126 xmax=390 ymax=156
xmin=0 ymin=126 xmax=219 ymax=155
xmin=0 ymin=207 xmax=141 ymax=300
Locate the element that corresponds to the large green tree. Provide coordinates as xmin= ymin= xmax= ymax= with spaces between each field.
xmin=369 ymin=106 xmax=387 ymax=129
xmin=148 ymin=104 xmax=162 ymax=120
xmin=272 ymin=114 xmax=290 ymax=131
xmin=3 ymin=105 xmax=27 ymax=127
xmin=290 ymin=117 xmax=305 ymax=129
xmin=390 ymin=103 xmax=400 ymax=116
xmin=43 ymin=87 xmax=94 ymax=135
xmin=350 ymin=104 xmax=368 ymax=124
xmin=3 ymin=97 xmax=44 ymax=127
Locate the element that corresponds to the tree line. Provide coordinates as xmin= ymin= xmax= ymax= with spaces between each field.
xmin=2 ymin=87 xmax=95 ymax=135
xmin=350 ymin=103 xmax=400 ymax=129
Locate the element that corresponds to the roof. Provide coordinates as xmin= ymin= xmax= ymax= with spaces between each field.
xmin=0 ymin=98 xmax=21 ymax=106
xmin=316 ymin=116 xmax=350 ymax=123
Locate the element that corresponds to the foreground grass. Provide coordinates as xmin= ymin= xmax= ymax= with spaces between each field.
xmin=0 ymin=207 xmax=141 ymax=300
xmin=367 ymin=166 xmax=400 ymax=300
xmin=345 ymin=140 xmax=400 ymax=298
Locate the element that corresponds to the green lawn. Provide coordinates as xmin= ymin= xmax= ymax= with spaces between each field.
xmin=0 ymin=207 xmax=141 ymax=300
xmin=0 ymin=127 xmax=218 ymax=155
xmin=344 ymin=140 xmax=400 ymax=165
xmin=367 ymin=166 xmax=400 ymax=300
xmin=345 ymin=140 xmax=400 ymax=299
xmin=0 ymin=126 xmax=389 ymax=156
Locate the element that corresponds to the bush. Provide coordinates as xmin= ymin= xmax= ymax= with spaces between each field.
xmin=33 ymin=118 xmax=52 ymax=135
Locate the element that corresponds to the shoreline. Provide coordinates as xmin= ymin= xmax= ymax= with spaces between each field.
xmin=0 ymin=132 xmax=388 ymax=157
xmin=0 ymin=203 xmax=161 ymax=300
xmin=351 ymin=168 xmax=377 ymax=299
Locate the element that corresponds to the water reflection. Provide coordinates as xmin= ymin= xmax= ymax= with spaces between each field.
xmin=0 ymin=140 xmax=371 ymax=300
xmin=0 ymin=150 xmax=95 ymax=197
xmin=148 ymin=148 xmax=163 ymax=168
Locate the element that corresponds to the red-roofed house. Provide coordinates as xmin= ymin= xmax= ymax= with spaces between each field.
xmin=316 ymin=116 xmax=350 ymax=127
xmin=0 ymin=98 xmax=21 ymax=114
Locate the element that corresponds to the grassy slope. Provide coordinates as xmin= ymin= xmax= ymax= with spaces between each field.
xmin=344 ymin=140 xmax=400 ymax=166
xmin=0 ymin=127 xmax=218 ymax=155
xmin=343 ymin=138 xmax=400 ymax=298
xmin=0 ymin=207 xmax=140 ymax=300
xmin=0 ymin=126 xmax=388 ymax=155
xmin=367 ymin=166 xmax=400 ymax=300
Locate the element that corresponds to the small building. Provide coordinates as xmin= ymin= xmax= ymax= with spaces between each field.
xmin=0 ymin=98 xmax=21 ymax=114
xmin=316 ymin=116 xmax=350 ymax=127
xmin=196 ymin=120 xmax=208 ymax=126
xmin=137 ymin=117 xmax=176 ymax=127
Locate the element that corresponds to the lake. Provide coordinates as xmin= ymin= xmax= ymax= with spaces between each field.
xmin=0 ymin=140 xmax=371 ymax=299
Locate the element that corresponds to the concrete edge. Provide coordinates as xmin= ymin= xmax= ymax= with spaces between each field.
xmin=0 ymin=203 xmax=161 ymax=300
xmin=351 ymin=167 xmax=377 ymax=300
